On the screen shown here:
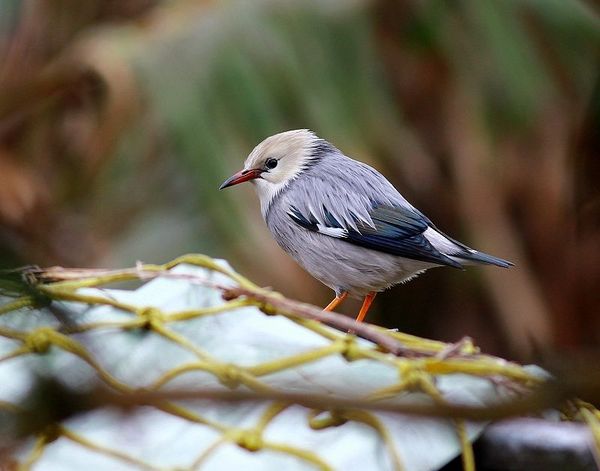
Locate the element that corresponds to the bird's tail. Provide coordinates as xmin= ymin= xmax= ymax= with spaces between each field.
xmin=425 ymin=225 xmax=513 ymax=268
xmin=435 ymin=230 xmax=514 ymax=268
xmin=453 ymin=250 xmax=513 ymax=268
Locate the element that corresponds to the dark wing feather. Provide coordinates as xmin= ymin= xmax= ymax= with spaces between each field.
xmin=289 ymin=204 xmax=463 ymax=268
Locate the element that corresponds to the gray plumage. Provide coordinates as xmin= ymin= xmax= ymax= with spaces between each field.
xmin=220 ymin=129 xmax=511 ymax=299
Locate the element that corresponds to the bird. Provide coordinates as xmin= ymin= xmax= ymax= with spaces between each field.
xmin=219 ymin=129 xmax=512 ymax=323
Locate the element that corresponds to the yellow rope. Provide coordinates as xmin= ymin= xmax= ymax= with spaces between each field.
xmin=262 ymin=441 xmax=333 ymax=471
xmin=18 ymin=434 xmax=47 ymax=471
xmin=61 ymin=427 xmax=161 ymax=471
xmin=0 ymin=296 xmax=34 ymax=315
xmin=579 ymin=403 xmax=600 ymax=453
xmin=340 ymin=409 xmax=405 ymax=471
xmin=455 ymin=420 xmax=475 ymax=471
xmin=247 ymin=342 xmax=351 ymax=377
xmin=169 ymin=298 xmax=254 ymax=321
xmin=190 ymin=436 xmax=228 ymax=470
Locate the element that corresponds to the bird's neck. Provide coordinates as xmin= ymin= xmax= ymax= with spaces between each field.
xmin=255 ymin=178 xmax=294 ymax=219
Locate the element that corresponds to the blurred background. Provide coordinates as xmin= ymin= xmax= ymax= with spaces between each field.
xmin=0 ymin=0 xmax=598 ymax=360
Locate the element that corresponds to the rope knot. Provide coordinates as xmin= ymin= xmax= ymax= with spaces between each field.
xmin=25 ymin=328 xmax=54 ymax=354
xmin=308 ymin=409 xmax=347 ymax=430
xmin=259 ymin=303 xmax=277 ymax=316
xmin=339 ymin=335 xmax=361 ymax=362
xmin=218 ymin=364 xmax=242 ymax=389
xmin=138 ymin=307 xmax=164 ymax=329
xmin=41 ymin=424 xmax=61 ymax=444
xmin=398 ymin=361 xmax=425 ymax=391
xmin=459 ymin=337 xmax=478 ymax=355
xmin=227 ymin=428 xmax=263 ymax=452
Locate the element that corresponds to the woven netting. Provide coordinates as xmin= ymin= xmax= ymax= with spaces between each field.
xmin=0 ymin=255 xmax=598 ymax=471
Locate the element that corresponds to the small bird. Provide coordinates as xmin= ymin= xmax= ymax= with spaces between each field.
xmin=220 ymin=130 xmax=512 ymax=323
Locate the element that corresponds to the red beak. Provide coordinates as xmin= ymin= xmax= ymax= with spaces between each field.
xmin=219 ymin=168 xmax=263 ymax=189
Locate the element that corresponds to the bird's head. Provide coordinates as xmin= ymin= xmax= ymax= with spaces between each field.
xmin=219 ymin=129 xmax=328 ymax=209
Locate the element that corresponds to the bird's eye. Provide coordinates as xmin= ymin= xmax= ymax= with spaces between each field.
xmin=265 ymin=158 xmax=278 ymax=170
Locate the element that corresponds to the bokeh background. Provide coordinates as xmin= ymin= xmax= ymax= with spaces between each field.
xmin=0 ymin=0 xmax=598 ymax=360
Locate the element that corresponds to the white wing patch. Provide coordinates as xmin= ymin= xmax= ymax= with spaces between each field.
xmin=286 ymin=209 xmax=349 ymax=238
xmin=316 ymin=224 xmax=348 ymax=238
xmin=424 ymin=227 xmax=474 ymax=255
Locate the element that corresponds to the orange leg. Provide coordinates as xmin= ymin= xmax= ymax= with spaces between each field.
xmin=355 ymin=292 xmax=376 ymax=323
xmin=323 ymin=291 xmax=348 ymax=312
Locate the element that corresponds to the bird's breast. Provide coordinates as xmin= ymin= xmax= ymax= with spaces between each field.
xmin=265 ymin=206 xmax=433 ymax=296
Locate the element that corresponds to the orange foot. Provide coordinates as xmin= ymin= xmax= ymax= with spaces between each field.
xmin=355 ymin=291 xmax=376 ymax=323
xmin=323 ymin=291 xmax=348 ymax=312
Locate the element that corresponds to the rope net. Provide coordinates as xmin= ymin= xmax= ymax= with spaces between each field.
xmin=0 ymin=254 xmax=597 ymax=471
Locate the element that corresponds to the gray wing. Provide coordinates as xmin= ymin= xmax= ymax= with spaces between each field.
xmin=288 ymin=203 xmax=463 ymax=268
xmin=281 ymin=156 xmax=464 ymax=268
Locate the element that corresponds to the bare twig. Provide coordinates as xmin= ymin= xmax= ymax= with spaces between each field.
xmin=91 ymin=382 xmax=570 ymax=422
xmin=31 ymin=265 xmax=432 ymax=357
xmin=222 ymin=286 xmax=419 ymax=357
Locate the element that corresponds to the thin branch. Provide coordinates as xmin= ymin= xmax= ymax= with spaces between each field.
xmin=30 ymin=265 xmax=433 ymax=357
xmin=221 ymin=286 xmax=418 ymax=357
xmin=92 ymin=382 xmax=570 ymax=422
